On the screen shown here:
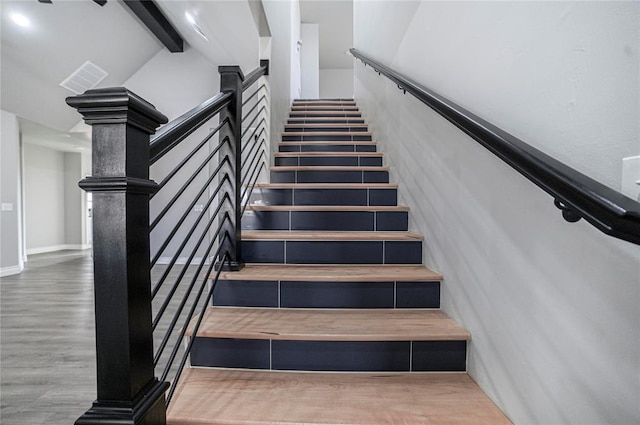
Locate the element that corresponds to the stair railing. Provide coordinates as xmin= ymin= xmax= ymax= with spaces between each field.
xmin=350 ymin=48 xmax=640 ymax=245
xmin=67 ymin=60 xmax=269 ymax=424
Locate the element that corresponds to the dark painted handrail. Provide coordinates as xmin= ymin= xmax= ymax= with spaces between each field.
xmin=150 ymin=91 xmax=232 ymax=164
xmin=242 ymin=59 xmax=269 ymax=91
xmin=350 ymin=48 xmax=640 ymax=245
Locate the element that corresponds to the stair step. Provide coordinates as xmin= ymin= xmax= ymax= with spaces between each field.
xmin=279 ymin=141 xmax=377 ymax=152
xmin=243 ymin=206 xmax=408 ymax=231
xmin=219 ymin=264 xmax=439 ymax=281
xmin=213 ymin=265 xmax=441 ymax=309
xmin=270 ymin=166 xmax=389 ymax=184
xmin=291 ymin=106 xmax=359 ymax=111
xmin=188 ymin=308 xmax=467 ymax=371
xmin=287 ymin=117 xmax=365 ymax=124
xmin=241 ymin=231 xmax=422 ymax=264
xmin=282 ymin=132 xmax=373 ymax=142
xmin=284 ymin=124 xmax=369 ymax=132
xmin=250 ymin=183 xmax=398 ymax=206
xmin=167 ymin=369 xmax=511 ymax=425
xmin=242 ymin=230 xmax=421 ymax=240
xmin=275 ymin=152 xmax=383 ymax=166
xmin=191 ymin=308 xmax=467 ymax=341
xmin=289 ymin=111 xmax=362 ymax=118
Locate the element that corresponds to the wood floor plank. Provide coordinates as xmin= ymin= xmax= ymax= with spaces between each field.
xmin=241 ymin=230 xmax=423 ymax=240
xmin=218 ymin=264 xmax=441 ymax=282
xmin=167 ymin=369 xmax=511 ymax=425
xmin=191 ymin=308 xmax=469 ymax=341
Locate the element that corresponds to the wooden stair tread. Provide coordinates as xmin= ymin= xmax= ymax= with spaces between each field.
xmin=283 ymin=131 xmax=372 ymax=136
xmin=246 ymin=205 xmax=408 ymax=211
xmin=242 ymin=230 xmax=422 ymax=241
xmin=289 ymin=112 xmax=362 ymax=116
xmin=275 ymin=151 xmax=383 ymax=157
xmin=254 ymin=183 xmax=397 ymax=189
xmin=279 ymin=141 xmax=376 ymax=145
xmin=191 ymin=308 xmax=469 ymax=341
xmin=270 ymin=166 xmax=389 ymax=171
xmin=219 ymin=264 xmax=441 ymax=282
xmin=167 ymin=369 xmax=511 ymax=425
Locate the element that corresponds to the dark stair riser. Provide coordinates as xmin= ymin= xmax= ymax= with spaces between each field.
xmin=249 ymin=187 xmax=397 ymax=206
xmin=279 ymin=144 xmax=377 ymax=153
xmin=275 ymin=155 xmax=382 ymax=167
xmin=190 ymin=338 xmax=466 ymax=372
xmin=291 ymin=108 xmax=359 ymax=112
xmin=270 ymin=169 xmax=389 ymax=184
xmin=241 ymin=240 xmax=422 ymax=264
xmin=212 ymin=280 xmax=440 ymax=308
xmin=242 ymin=210 xmax=408 ymax=231
xmin=284 ymin=126 xmax=368 ymax=133
xmin=283 ymin=134 xmax=372 ymax=142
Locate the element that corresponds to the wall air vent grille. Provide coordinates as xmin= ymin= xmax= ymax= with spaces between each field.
xmin=60 ymin=61 xmax=108 ymax=94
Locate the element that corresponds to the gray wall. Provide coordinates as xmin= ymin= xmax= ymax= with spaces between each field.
xmin=64 ymin=152 xmax=83 ymax=246
xmin=1 ymin=109 xmax=23 ymax=276
xmin=23 ymin=143 xmax=66 ymax=253
xmin=354 ymin=1 xmax=639 ymax=424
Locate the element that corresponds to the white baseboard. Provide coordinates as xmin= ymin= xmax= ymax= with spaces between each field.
xmin=1 ymin=264 xmax=23 ymax=277
xmin=26 ymin=244 xmax=92 ymax=255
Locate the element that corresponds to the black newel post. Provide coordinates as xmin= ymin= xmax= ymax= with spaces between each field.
xmin=67 ymin=88 xmax=170 ymax=425
xmin=217 ymin=66 xmax=245 ymax=271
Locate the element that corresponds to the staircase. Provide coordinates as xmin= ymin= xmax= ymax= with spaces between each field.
xmin=167 ymin=99 xmax=511 ymax=424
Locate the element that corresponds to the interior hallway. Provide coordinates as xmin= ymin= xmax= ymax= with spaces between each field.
xmin=0 ymin=250 xmax=96 ymax=425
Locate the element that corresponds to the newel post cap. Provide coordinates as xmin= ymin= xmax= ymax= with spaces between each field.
xmin=66 ymin=87 xmax=168 ymax=134
xmin=218 ymin=65 xmax=245 ymax=81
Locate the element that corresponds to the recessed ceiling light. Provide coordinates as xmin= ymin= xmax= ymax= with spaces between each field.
xmin=10 ymin=13 xmax=30 ymax=28
xmin=185 ymin=11 xmax=197 ymax=25
xmin=185 ymin=11 xmax=209 ymax=42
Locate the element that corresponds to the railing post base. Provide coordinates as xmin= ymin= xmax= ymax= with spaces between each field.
xmin=74 ymin=381 xmax=170 ymax=425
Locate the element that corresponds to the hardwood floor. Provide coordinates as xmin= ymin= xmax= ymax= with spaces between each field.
xmin=0 ymin=250 xmax=96 ymax=425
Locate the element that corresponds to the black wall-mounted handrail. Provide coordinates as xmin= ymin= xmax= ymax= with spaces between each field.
xmin=350 ymin=48 xmax=640 ymax=245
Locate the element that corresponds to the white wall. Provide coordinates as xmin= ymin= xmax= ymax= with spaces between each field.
xmin=354 ymin=2 xmax=639 ymax=425
xmin=290 ymin=1 xmax=302 ymax=100
xmin=1 ymin=109 xmax=23 ymax=276
xmin=300 ymin=23 xmax=319 ymax=99
xmin=263 ymin=0 xmax=300 ymax=157
xmin=319 ymin=68 xmax=353 ymax=99
xmin=23 ymin=143 xmax=66 ymax=253
xmin=63 ymin=152 xmax=84 ymax=246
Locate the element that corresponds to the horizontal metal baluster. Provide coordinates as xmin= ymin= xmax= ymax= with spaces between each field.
xmin=154 ymin=119 xmax=229 ymax=192
xmin=241 ymin=162 xmax=266 ymax=211
xmin=150 ymin=137 xmax=229 ymax=232
xmin=151 ymin=197 xmax=229 ymax=329
xmin=153 ymin=213 xmax=230 ymax=364
xmin=151 ymin=156 xmax=229 ymax=267
xmin=151 ymin=176 xmax=229 ymax=299
xmin=241 ymin=94 xmax=266 ymax=124
xmin=241 ymin=144 xmax=265 ymax=185
xmin=242 ymin=84 xmax=266 ymax=107
xmin=240 ymin=119 xmax=266 ymax=156
xmin=240 ymin=105 xmax=267 ymax=139
xmin=164 ymin=250 xmax=229 ymax=406
xmin=241 ymin=159 xmax=266 ymax=217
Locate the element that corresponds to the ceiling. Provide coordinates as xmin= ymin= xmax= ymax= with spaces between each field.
xmin=300 ymin=0 xmax=353 ymax=69
xmin=1 ymin=0 xmax=351 ymax=153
